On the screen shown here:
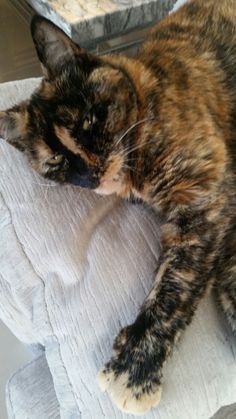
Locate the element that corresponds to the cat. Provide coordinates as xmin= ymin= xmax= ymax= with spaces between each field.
xmin=1 ymin=0 xmax=236 ymax=414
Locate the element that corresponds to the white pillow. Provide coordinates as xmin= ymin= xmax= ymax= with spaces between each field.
xmin=6 ymin=355 xmax=60 ymax=419
xmin=0 ymin=78 xmax=236 ymax=419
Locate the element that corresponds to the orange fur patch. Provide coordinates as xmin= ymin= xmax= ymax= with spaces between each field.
xmin=54 ymin=125 xmax=99 ymax=166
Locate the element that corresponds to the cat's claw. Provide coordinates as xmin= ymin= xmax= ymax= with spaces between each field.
xmin=97 ymin=366 xmax=162 ymax=415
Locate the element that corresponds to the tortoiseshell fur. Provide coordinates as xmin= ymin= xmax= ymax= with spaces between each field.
xmin=1 ymin=0 xmax=236 ymax=414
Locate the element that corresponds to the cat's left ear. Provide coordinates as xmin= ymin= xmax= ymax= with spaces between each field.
xmin=31 ymin=15 xmax=83 ymax=78
xmin=0 ymin=106 xmax=28 ymax=152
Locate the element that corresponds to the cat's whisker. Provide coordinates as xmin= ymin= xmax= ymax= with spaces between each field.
xmin=115 ymin=118 xmax=156 ymax=148
xmin=121 ymin=137 xmax=157 ymax=159
xmin=44 ymin=183 xmax=50 ymax=202
xmin=30 ymin=181 xmax=59 ymax=187
xmin=122 ymin=163 xmax=136 ymax=172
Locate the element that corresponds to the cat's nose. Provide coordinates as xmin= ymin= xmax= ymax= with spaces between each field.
xmin=70 ymin=172 xmax=96 ymax=188
xmin=69 ymin=165 xmax=99 ymax=188
xmin=68 ymin=155 xmax=98 ymax=188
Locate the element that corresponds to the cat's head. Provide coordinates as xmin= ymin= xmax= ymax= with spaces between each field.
xmin=0 ymin=16 xmax=139 ymax=196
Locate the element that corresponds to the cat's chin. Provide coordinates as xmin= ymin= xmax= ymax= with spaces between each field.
xmin=95 ymin=179 xmax=122 ymax=196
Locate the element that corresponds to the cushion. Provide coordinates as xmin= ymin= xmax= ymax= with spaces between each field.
xmin=1 ymin=76 xmax=236 ymax=419
xmin=6 ymin=355 xmax=60 ymax=419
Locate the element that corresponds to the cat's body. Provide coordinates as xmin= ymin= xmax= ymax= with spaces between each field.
xmin=1 ymin=0 xmax=236 ymax=415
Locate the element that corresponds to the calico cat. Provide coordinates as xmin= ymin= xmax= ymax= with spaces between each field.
xmin=1 ymin=0 xmax=236 ymax=414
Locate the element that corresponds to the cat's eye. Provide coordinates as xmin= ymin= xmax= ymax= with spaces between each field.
xmin=82 ymin=113 xmax=97 ymax=131
xmin=47 ymin=154 xmax=64 ymax=166
xmin=83 ymin=118 xmax=91 ymax=131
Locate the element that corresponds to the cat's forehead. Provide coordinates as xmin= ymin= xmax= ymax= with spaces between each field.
xmin=34 ymin=78 xmax=87 ymax=121
xmin=88 ymin=66 xmax=126 ymax=87
xmin=36 ymin=66 xmax=115 ymax=107
xmin=88 ymin=66 xmax=131 ymax=100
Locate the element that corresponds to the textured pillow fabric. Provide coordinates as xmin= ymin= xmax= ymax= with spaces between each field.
xmin=6 ymin=355 xmax=60 ymax=419
xmin=1 ymin=76 xmax=236 ymax=419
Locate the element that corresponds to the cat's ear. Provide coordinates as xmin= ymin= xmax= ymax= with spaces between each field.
xmin=31 ymin=15 xmax=82 ymax=78
xmin=0 ymin=106 xmax=28 ymax=152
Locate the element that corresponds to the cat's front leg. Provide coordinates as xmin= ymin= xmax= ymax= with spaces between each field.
xmin=98 ymin=210 xmax=220 ymax=415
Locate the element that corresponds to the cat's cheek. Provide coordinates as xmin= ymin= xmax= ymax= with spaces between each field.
xmin=95 ymin=182 xmax=118 ymax=196
xmin=95 ymin=179 xmax=122 ymax=196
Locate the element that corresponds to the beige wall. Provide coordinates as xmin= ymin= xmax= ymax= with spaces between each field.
xmin=0 ymin=0 xmax=41 ymax=82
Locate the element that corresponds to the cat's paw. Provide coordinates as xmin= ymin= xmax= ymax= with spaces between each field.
xmin=97 ymin=367 xmax=162 ymax=415
xmin=97 ymin=325 xmax=162 ymax=415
